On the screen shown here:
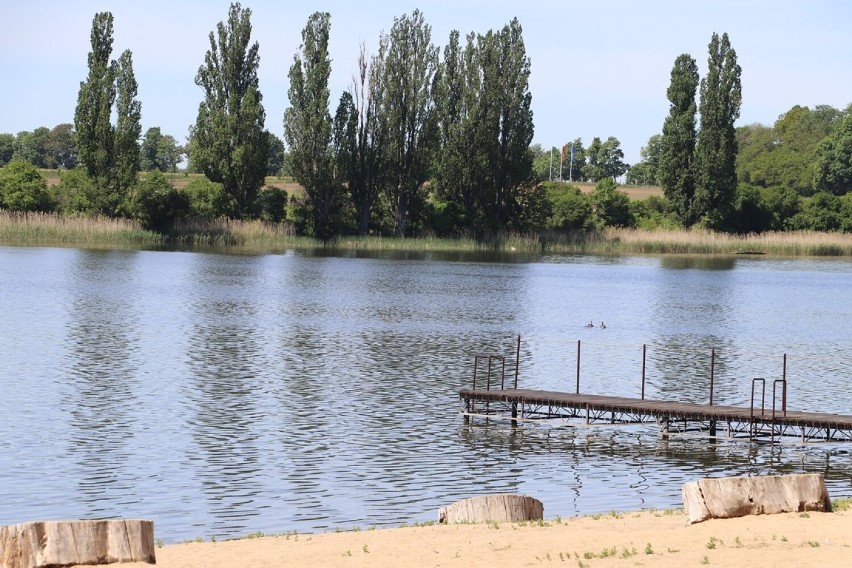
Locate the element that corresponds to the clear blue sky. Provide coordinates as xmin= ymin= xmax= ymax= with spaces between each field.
xmin=2 ymin=0 xmax=850 ymax=165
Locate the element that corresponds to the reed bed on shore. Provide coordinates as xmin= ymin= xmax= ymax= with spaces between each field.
xmin=3 ymin=211 xmax=852 ymax=257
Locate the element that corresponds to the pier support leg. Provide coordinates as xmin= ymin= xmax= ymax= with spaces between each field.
xmin=709 ymin=420 xmax=717 ymax=442
xmin=658 ymin=417 xmax=670 ymax=440
xmin=464 ymin=398 xmax=470 ymax=425
xmin=511 ymin=402 xmax=518 ymax=428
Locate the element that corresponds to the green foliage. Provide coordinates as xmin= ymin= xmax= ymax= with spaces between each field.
xmin=787 ymin=191 xmax=843 ymax=231
xmin=0 ymin=134 xmax=15 ymax=167
xmin=284 ymin=11 xmax=335 ymax=239
xmin=45 ymin=124 xmax=78 ymax=169
xmin=74 ymin=12 xmax=117 ymax=196
xmin=141 ymin=127 xmax=183 ymax=172
xmin=266 ymin=132 xmax=286 ymax=177
xmin=813 ymin=114 xmax=852 ymax=195
xmin=659 ymin=53 xmax=698 ymax=223
xmin=256 ymin=187 xmax=288 ymax=223
xmin=113 ymin=49 xmax=142 ymax=199
xmin=0 ymin=160 xmax=53 ymax=212
xmin=728 ymin=184 xmax=773 ymax=233
xmin=694 ymin=32 xmax=742 ymax=229
xmin=591 ymin=179 xmax=633 ymax=228
xmin=738 ymin=105 xmax=842 ymax=195
xmin=183 ymin=177 xmax=231 ymax=219
xmin=379 ymin=10 xmax=439 ymax=236
xmin=129 ymin=170 xmax=189 ymax=230
xmin=13 ymin=127 xmax=50 ymax=167
xmin=191 ymin=2 xmax=268 ymax=218
xmin=627 ymin=134 xmax=662 ymax=185
xmin=53 ymin=168 xmax=96 ymax=213
xmin=630 ymin=195 xmax=681 ymax=230
xmin=74 ymin=12 xmax=141 ymax=216
xmin=545 ymin=182 xmax=594 ymax=231
xmin=514 ymin=183 xmax=551 ymax=232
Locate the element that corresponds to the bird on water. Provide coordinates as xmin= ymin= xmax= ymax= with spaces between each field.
xmin=600 ymin=321 xmax=607 ymax=329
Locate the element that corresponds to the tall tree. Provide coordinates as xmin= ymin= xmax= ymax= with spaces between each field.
xmin=74 ymin=12 xmax=116 ymax=191
xmin=113 ymin=49 xmax=141 ymax=201
xmin=377 ymin=10 xmax=438 ymax=236
xmin=283 ymin=11 xmax=335 ymax=238
xmin=694 ymin=32 xmax=742 ymax=229
xmin=192 ymin=2 xmax=268 ymax=217
xmin=626 ymin=134 xmax=662 ymax=185
xmin=74 ymin=12 xmax=142 ymax=215
xmin=598 ymin=136 xmax=629 ymax=180
xmin=266 ymin=132 xmax=286 ymax=176
xmin=582 ymin=137 xmax=603 ymax=182
xmin=658 ymin=53 xmax=699 ymax=223
xmin=348 ymin=42 xmax=387 ymax=235
xmin=476 ymin=18 xmax=534 ymax=232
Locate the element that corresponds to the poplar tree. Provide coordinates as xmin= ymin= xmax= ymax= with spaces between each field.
xmin=348 ymin=44 xmax=387 ymax=235
xmin=113 ymin=50 xmax=141 ymax=201
xmin=74 ymin=12 xmax=116 ymax=212
xmin=658 ymin=54 xmax=699 ymax=223
xmin=377 ymin=10 xmax=438 ymax=236
xmin=694 ymin=32 xmax=741 ymax=229
xmin=284 ymin=12 xmax=334 ymax=238
xmin=192 ymin=3 xmax=267 ymax=218
xmin=74 ymin=12 xmax=141 ymax=215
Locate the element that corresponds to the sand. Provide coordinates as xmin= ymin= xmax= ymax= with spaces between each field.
xmin=83 ymin=509 xmax=851 ymax=568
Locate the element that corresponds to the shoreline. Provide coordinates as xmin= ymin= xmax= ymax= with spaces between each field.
xmin=77 ymin=509 xmax=852 ymax=568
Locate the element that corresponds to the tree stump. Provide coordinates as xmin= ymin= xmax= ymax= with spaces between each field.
xmin=439 ymin=494 xmax=543 ymax=524
xmin=0 ymin=519 xmax=155 ymax=568
xmin=682 ymin=473 xmax=831 ymax=525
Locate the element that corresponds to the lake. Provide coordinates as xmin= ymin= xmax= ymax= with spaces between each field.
xmin=1 ymin=245 xmax=851 ymax=542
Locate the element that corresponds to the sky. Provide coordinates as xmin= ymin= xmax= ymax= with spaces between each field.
xmin=2 ymin=0 xmax=851 ymax=165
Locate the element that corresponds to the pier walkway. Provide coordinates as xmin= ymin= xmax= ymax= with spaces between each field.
xmin=458 ymin=337 xmax=852 ymax=444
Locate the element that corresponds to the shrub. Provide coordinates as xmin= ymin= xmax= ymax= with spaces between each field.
xmin=255 ymin=187 xmax=288 ymax=223
xmin=53 ymin=167 xmax=95 ymax=213
xmin=129 ymin=170 xmax=189 ymax=230
xmin=591 ymin=179 xmax=634 ymax=228
xmin=183 ymin=177 xmax=232 ymax=219
xmin=0 ymin=159 xmax=53 ymax=212
xmin=545 ymin=182 xmax=595 ymax=231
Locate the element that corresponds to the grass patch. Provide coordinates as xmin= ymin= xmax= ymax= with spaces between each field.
xmin=832 ymin=498 xmax=852 ymax=511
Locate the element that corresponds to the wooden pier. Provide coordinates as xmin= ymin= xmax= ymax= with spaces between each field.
xmin=459 ymin=337 xmax=852 ymax=444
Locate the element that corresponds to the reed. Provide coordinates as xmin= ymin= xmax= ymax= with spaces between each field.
xmin=3 ymin=211 xmax=852 ymax=256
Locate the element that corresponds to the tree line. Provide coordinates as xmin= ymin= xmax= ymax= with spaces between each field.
xmin=2 ymin=5 xmax=852 ymax=237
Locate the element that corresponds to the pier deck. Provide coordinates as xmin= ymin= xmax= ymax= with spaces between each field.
xmin=459 ymin=338 xmax=852 ymax=444
xmin=459 ymin=387 xmax=852 ymax=443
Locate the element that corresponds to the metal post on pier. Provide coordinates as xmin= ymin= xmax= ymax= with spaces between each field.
xmin=576 ymin=340 xmax=581 ymax=394
xmin=782 ymin=354 xmax=787 ymax=414
xmin=641 ymin=344 xmax=647 ymax=400
xmin=514 ymin=335 xmax=521 ymax=389
xmin=709 ymin=348 xmax=716 ymax=405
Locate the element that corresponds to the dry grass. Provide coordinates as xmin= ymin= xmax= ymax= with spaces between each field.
xmin=3 ymin=211 xmax=852 ymax=256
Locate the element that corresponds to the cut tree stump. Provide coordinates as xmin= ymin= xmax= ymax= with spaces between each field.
xmin=0 ymin=519 xmax=155 ymax=568
xmin=682 ymin=473 xmax=831 ymax=525
xmin=439 ymin=494 xmax=543 ymax=524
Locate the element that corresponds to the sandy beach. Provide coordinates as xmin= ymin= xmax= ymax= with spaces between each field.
xmin=81 ymin=509 xmax=851 ymax=568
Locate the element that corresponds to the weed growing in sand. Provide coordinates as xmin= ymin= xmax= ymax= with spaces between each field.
xmin=488 ymin=521 xmax=500 ymax=530
xmin=487 ymin=542 xmax=512 ymax=552
xmin=155 ymin=539 xmax=164 ymax=549
xmin=781 ymin=536 xmax=788 ymax=542
xmin=644 ymin=543 xmax=654 ymax=555
xmin=800 ymin=512 xmax=811 ymax=518
xmin=667 ymin=547 xmax=680 ymax=553
xmin=362 ymin=544 xmax=370 ymax=553
xmin=620 ymin=546 xmax=637 ymax=558
xmin=734 ymin=536 xmax=742 ymax=547
xmin=807 ymin=541 xmax=820 ymax=547
xmin=706 ymin=536 xmax=719 ymax=549
xmin=700 ymin=555 xmax=710 ymax=565
xmin=343 ymin=550 xmax=351 ymax=557
xmin=832 ymin=498 xmax=852 ymax=511
xmin=576 ymin=561 xmax=588 ymax=568
xmin=555 ymin=515 xmax=563 ymax=524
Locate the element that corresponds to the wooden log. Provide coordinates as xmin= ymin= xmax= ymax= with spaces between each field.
xmin=682 ymin=473 xmax=831 ymax=525
xmin=439 ymin=494 xmax=543 ymax=524
xmin=0 ymin=519 xmax=155 ymax=568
